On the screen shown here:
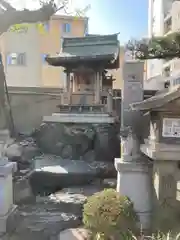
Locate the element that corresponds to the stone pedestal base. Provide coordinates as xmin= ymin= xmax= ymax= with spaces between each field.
xmin=115 ymin=158 xmax=152 ymax=231
xmin=152 ymin=161 xmax=179 ymax=231
xmin=0 ymin=205 xmax=18 ymax=236
xmin=0 ymin=161 xmax=17 ymax=236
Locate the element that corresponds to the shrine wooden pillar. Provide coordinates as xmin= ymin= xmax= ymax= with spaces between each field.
xmin=94 ymin=70 xmax=103 ymax=104
xmin=70 ymin=76 xmax=73 ymax=104
xmin=107 ymin=88 xmax=113 ymax=114
xmin=65 ymin=69 xmax=71 ymax=104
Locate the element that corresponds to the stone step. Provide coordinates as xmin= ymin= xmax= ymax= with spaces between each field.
xmin=6 ymin=206 xmax=81 ymax=240
xmin=35 ymin=184 xmax=104 ymax=216
xmin=3 ymin=180 xmax=117 ymax=240
xmin=59 ymin=228 xmax=91 ymax=240
xmin=0 ymin=129 xmax=11 ymax=142
xmin=52 ymin=113 xmax=110 ymax=117
xmin=34 ymin=180 xmax=116 ymax=216
xmin=43 ymin=114 xmax=115 ymax=123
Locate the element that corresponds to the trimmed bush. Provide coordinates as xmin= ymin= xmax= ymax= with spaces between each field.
xmin=83 ymin=189 xmax=138 ymax=239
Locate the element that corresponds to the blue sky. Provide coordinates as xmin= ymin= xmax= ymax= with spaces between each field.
xmin=13 ymin=0 xmax=148 ymax=44
xmin=71 ymin=0 xmax=148 ymax=44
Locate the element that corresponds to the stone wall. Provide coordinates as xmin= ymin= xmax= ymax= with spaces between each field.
xmin=7 ymin=86 xmax=62 ymax=134
xmin=6 ymin=86 xmax=122 ymax=134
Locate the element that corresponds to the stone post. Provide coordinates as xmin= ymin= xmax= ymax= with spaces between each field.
xmin=69 ymin=76 xmax=73 ymax=105
xmin=94 ymin=71 xmax=101 ymax=104
xmin=99 ymin=70 xmax=103 ymax=93
xmin=115 ymin=60 xmax=152 ymax=231
xmin=152 ymin=161 xmax=178 ymax=230
xmin=0 ymin=54 xmax=17 ymax=235
xmin=66 ymin=70 xmax=71 ymax=104
xmin=0 ymin=54 xmax=7 ymax=130
xmin=107 ymin=88 xmax=113 ymax=114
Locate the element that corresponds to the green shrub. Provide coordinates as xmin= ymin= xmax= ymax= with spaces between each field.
xmin=83 ymin=189 xmax=138 ymax=239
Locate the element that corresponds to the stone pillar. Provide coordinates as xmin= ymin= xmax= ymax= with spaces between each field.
xmin=152 ymin=161 xmax=178 ymax=230
xmin=115 ymin=61 xmax=152 ymax=231
xmin=69 ymin=75 xmax=73 ymax=105
xmin=0 ymin=160 xmax=17 ymax=235
xmin=66 ymin=70 xmax=71 ymax=104
xmin=0 ymin=131 xmax=17 ymax=235
xmin=115 ymin=159 xmax=152 ymax=231
xmin=0 ymin=54 xmax=7 ymax=130
xmin=99 ymin=70 xmax=103 ymax=93
xmin=0 ymin=54 xmax=18 ymax=235
xmin=94 ymin=72 xmax=101 ymax=104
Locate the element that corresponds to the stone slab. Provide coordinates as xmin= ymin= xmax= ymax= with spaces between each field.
xmin=59 ymin=228 xmax=91 ymax=240
xmin=0 ymin=162 xmax=17 ymax=177
xmin=13 ymin=176 xmax=35 ymax=204
xmin=0 ymin=205 xmax=18 ymax=236
xmin=52 ymin=113 xmax=109 ymax=117
xmin=29 ymin=156 xmax=116 ymax=195
xmin=43 ymin=114 xmax=115 ymax=123
xmin=0 ymin=130 xmax=10 ymax=142
xmin=141 ymin=141 xmax=180 ymax=160
xmin=121 ymin=61 xmax=144 ymax=128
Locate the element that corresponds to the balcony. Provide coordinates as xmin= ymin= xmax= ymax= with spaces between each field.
xmin=163 ymin=59 xmax=173 ymax=69
xmin=164 ymin=16 xmax=172 ymax=35
xmin=162 ymin=66 xmax=171 ymax=78
xmin=164 ymin=10 xmax=171 ymax=22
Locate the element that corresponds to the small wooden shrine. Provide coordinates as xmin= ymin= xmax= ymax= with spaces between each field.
xmin=45 ymin=34 xmax=120 ymax=113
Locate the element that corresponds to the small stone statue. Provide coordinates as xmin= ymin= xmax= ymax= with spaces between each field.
xmin=107 ymin=88 xmax=113 ymax=113
xmin=120 ymin=126 xmax=140 ymax=161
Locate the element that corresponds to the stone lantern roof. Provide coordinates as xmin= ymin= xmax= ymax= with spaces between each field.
xmin=45 ymin=34 xmax=120 ymax=69
xmin=131 ymin=85 xmax=180 ymax=111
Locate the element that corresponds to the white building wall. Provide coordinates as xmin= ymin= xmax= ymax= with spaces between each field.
xmin=145 ymin=0 xmax=175 ymax=90
xmin=146 ymin=0 xmax=164 ymax=85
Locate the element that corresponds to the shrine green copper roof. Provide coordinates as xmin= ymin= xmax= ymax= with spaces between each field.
xmin=45 ymin=34 xmax=120 ymax=69
xmin=131 ymin=85 xmax=180 ymax=111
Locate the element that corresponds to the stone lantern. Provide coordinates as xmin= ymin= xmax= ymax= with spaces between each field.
xmin=131 ymin=85 xmax=180 ymax=230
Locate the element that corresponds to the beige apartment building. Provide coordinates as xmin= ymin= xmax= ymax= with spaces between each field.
xmin=0 ymin=15 xmax=88 ymax=87
xmin=0 ymin=13 xmax=141 ymax=90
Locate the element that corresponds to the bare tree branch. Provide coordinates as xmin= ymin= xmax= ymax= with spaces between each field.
xmin=0 ymin=0 xmax=15 ymax=11
xmin=0 ymin=0 xmax=66 ymax=34
xmin=0 ymin=0 xmax=89 ymax=134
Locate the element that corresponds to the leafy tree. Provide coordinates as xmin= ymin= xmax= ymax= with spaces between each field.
xmin=126 ymin=32 xmax=180 ymax=60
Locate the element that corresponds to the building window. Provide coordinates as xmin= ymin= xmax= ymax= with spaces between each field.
xmin=43 ymin=22 xmax=49 ymax=32
xmin=150 ymin=63 xmax=154 ymax=71
xmin=7 ymin=53 xmax=26 ymax=66
xmin=173 ymin=78 xmax=180 ymax=86
xmin=42 ymin=54 xmax=48 ymax=64
xmin=62 ymin=23 xmax=71 ymax=33
xmin=163 ymin=66 xmax=171 ymax=77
